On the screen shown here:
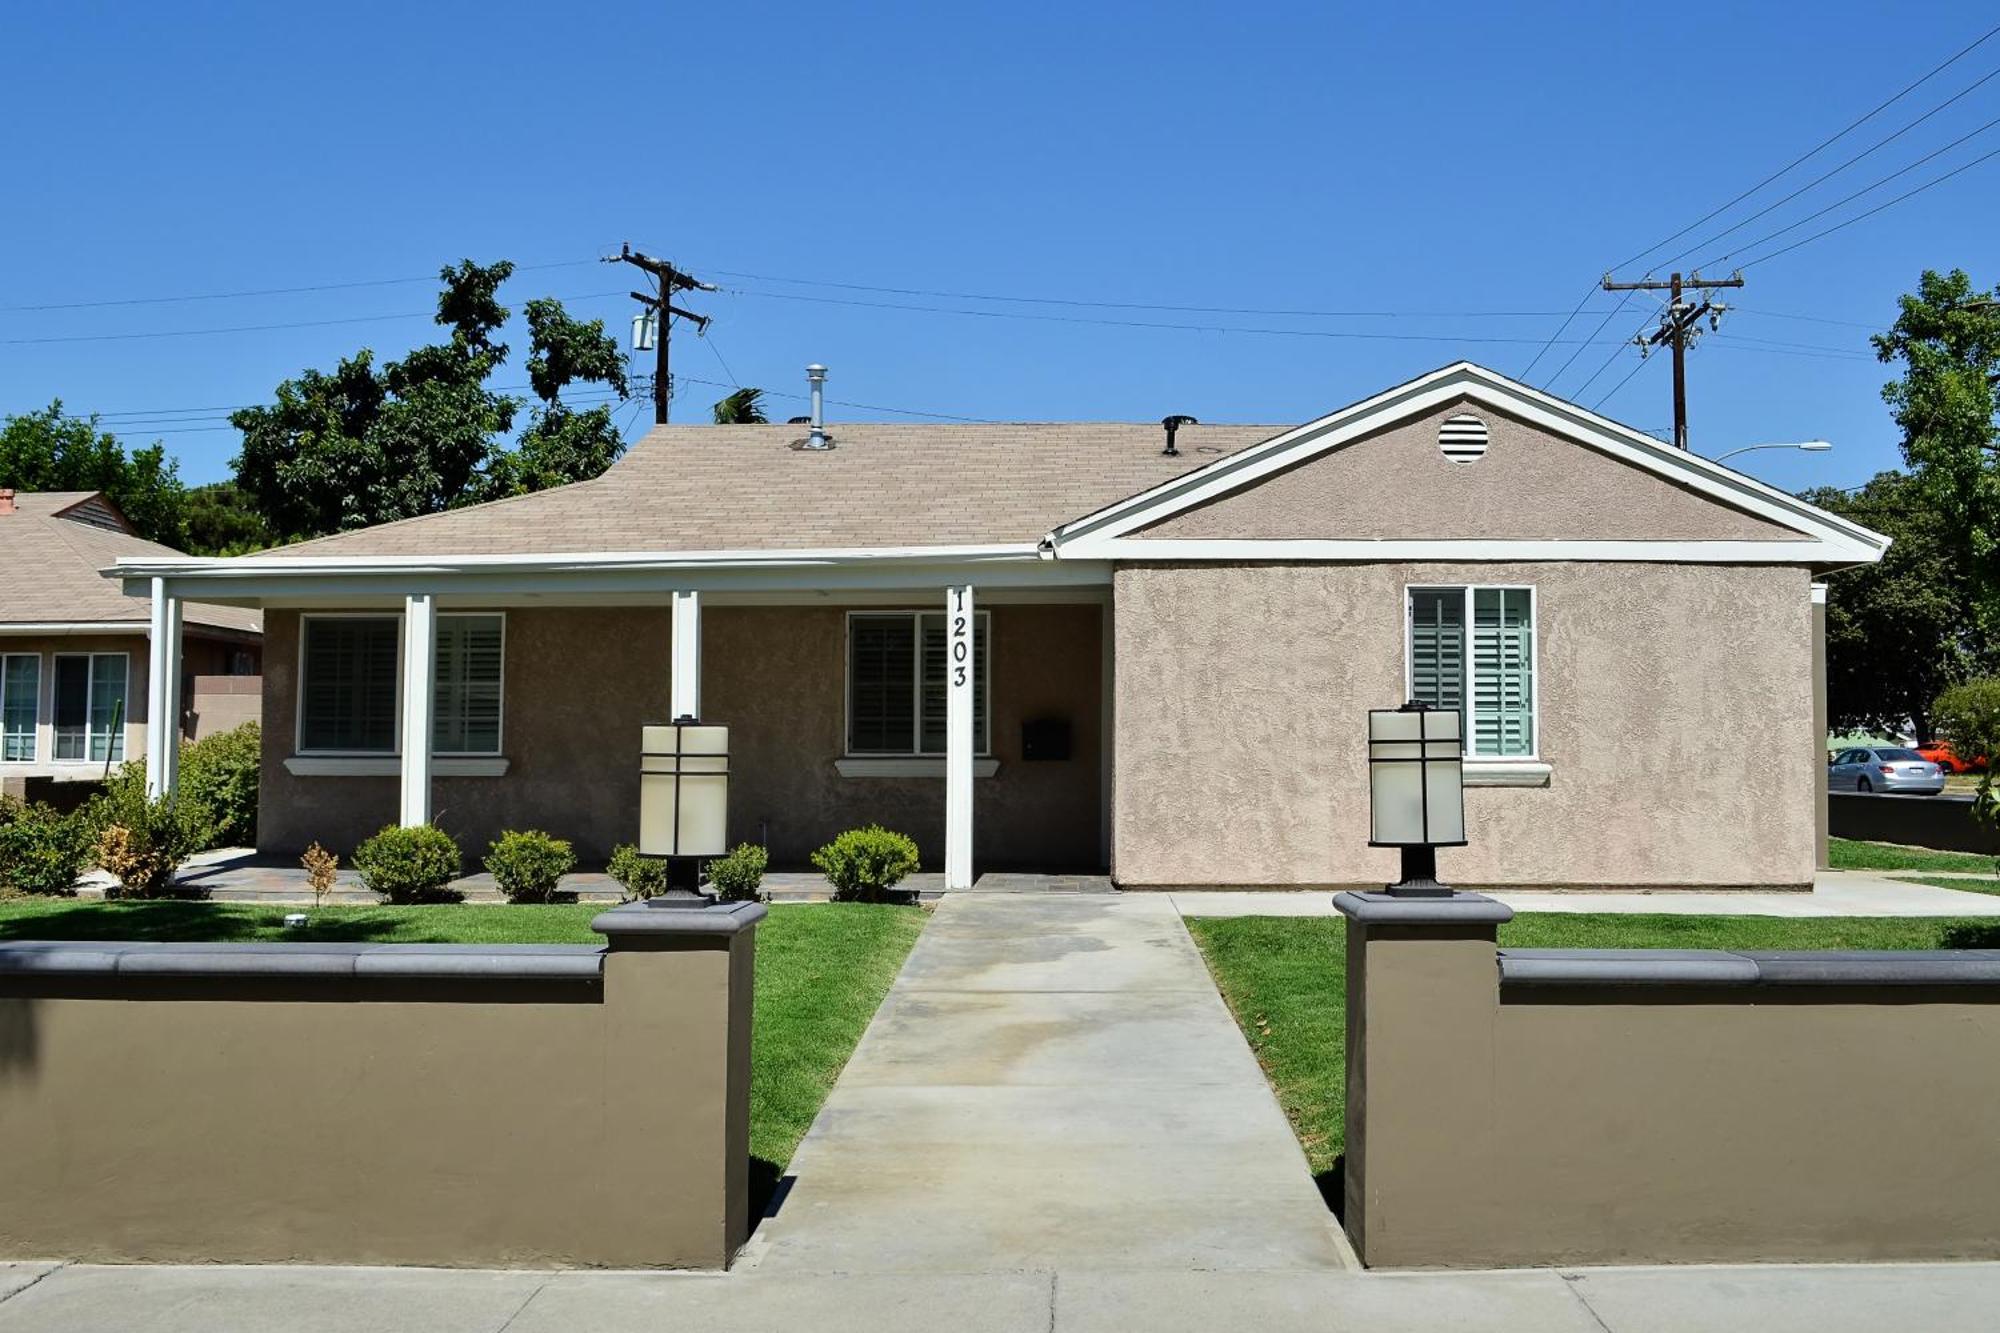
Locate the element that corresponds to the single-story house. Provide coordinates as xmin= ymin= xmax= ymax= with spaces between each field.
xmin=106 ymin=363 xmax=1885 ymax=889
xmin=2 ymin=490 xmax=262 ymax=803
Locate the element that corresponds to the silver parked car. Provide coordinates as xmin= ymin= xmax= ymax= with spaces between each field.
xmin=1829 ymin=746 xmax=1946 ymax=795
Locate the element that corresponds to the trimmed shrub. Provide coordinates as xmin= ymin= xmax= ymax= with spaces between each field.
xmin=811 ymin=825 xmax=921 ymax=903
xmin=484 ymin=829 xmax=576 ymax=904
xmin=706 ymin=842 xmax=769 ymax=902
xmin=100 ymin=720 xmax=261 ymax=852
xmin=352 ymin=824 xmax=463 ymax=904
xmin=92 ymin=788 xmax=202 ymax=899
xmin=607 ymin=843 xmax=668 ymax=900
xmin=0 ymin=796 xmax=94 ymax=897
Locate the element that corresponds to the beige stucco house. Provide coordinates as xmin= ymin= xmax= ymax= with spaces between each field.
xmin=108 ymin=363 xmax=1886 ymax=889
xmin=1 ymin=490 xmax=261 ymax=804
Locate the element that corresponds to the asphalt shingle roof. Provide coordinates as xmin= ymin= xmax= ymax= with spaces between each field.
xmin=267 ymin=422 xmax=1288 ymax=557
xmin=1 ymin=492 xmax=261 ymax=633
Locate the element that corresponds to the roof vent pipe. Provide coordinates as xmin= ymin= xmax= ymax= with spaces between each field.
xmin=1161 ymin=414 xmax=1198 ymax=456
xmin=804 ymin=364 xmax=831 ymax=450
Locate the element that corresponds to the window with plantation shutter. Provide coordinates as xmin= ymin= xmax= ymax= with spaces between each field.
xmin=1406 ymin=586 xmax=1536 ymax=759
xmin=433 ymin=615 xmax=504 ymax=754
xmin=300 ymin=618 xmax=399 ymax=753
xmin=848 ymin=611 xmax=990 ymax=756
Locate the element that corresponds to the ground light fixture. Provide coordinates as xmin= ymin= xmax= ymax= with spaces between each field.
xmin=1366 ymin=701 xmax=1467 ymax=898
xmin=1711 ymin=440 xmax=1833 ymax=464
xmin=639 ymin=718 xmax=731 ymax=897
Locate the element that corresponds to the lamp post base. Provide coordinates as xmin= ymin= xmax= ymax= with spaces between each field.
xmin=660 ymin=856 xmax=715 ymax=903
xmin=1385 ymin=845 xmax=1454 ymax=899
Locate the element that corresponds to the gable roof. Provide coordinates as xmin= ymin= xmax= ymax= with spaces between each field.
xmin=1 ymin=492 xmax=261 ymax=633
xmin=261 ymin=421 xmax=1289 ymax=558
xmin=1045 ymin=362 xmax=1888 ymax=567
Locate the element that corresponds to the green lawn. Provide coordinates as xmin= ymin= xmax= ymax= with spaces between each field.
xmin=1900 ymin=874 xmax=2000 ymax=896
xmin=1828 ymin=836 xmax=1997 ymax=874
xmin=0 ymin=899 xmax=924 ymax=1187
xmin=1186 ymin=912 xmax=2000 ymax=1179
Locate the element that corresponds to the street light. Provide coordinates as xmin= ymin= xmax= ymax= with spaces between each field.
xmin=1711 ymin=440 xmax=1833 ymax=464
xmin=1366 ymin=701 xmax=1467 ymax=898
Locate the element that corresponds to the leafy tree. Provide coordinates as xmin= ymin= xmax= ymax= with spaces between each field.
xmin=1874 ymin=269 xmax=2000 ymax=652
xmin=1934 ymin=678 xmax=2000 ymax=827
xmin=230 ymin=261 xmax=522 ymax=540
xmin=477 ymin=299 xmax=630 ymax=499
xmin=0 ymin=401 xmax=187 ymax=545
xmin=712 ymin=387 xmax=769 ymax=424
xmin=1806 ymin=471 xmax=1974 ymax=743
xmin=182 ymin=481 xmax=274 ymax=556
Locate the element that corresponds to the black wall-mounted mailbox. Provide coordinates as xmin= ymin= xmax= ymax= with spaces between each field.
xmin=1022 ymin=717 xmax=1071 ymax=761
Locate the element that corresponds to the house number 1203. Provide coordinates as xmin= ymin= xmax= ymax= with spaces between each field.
xmin=950 ymin=591 xmax=971 ymax=688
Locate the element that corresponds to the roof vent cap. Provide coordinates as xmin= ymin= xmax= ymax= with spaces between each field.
xmin=797 ymin=364 xmax=833 ymax=450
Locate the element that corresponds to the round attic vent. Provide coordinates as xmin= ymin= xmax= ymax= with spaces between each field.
xmin=1438 ymin=413 xmax=1489 ymax=464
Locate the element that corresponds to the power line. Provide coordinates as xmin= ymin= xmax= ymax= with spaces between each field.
xmin=0 ymin=291 xmax=625 ymax=346
xmin=1592 ymin=347 xmax=1658 ymax=411
xmin=0 ymin=259 xmax=602 ymax=314
xmin=1738 ymin=140 xmax=2000 ymax=269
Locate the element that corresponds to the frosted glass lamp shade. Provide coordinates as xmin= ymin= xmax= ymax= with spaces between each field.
xmin=639 ymin=723 xmax=730 ymax=858
xmin=1368 ymin=705 xmax=1466 ymax=848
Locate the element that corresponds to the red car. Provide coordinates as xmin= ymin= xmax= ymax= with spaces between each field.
xmin=1917 ymin=741 xmax=1987 ymax=775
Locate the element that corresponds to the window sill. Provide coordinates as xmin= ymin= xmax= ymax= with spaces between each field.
xmin=284 ymin=756 xmax=511 ymax=778
xmin=835 ymin=756 xmax=1001 ymax=779
xmin=1463 ymin=760 xmax=1551 ymax=788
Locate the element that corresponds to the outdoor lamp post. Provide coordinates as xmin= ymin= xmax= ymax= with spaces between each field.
xmin=1367 ymin=701 xmax=1467 ymax=897
xmin=639 ymin=718 xmax=730 ymax=897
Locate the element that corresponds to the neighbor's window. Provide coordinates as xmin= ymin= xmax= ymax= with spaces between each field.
xmin=52 ymin=653 xmax=126 ymax=763
xmin=432 ymin=615 xmax=504 ymax=754
xmin=1 ymin=654 xmax=38 ymax=762
xmin=298 ymin=614 xmax=505 ymax=755
xmin=847 ymin=611 xmax=989 ymax=756
xmin=1408 ymin=587 xmax=1535 ymax=758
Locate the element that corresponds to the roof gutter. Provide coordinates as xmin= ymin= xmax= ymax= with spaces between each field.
xmin=107 ymin=543 xmax=1052 ymax=582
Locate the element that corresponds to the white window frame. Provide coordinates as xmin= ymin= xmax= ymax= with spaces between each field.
xmin=0 ymin=653 xmax=40 ymax=764
xmin=1403 ymin=584 xmax=1540 ymax=764
xmin=295 ymin=612 xmax=506 ymax=758
xmin=843 ymin=609 xmax=992 ymax=759
xmin=50 ymin=651 xmax=129 ymax=765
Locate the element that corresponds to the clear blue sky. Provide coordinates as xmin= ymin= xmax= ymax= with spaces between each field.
xmin=3 ymin=1 xmax=1996 ymax=493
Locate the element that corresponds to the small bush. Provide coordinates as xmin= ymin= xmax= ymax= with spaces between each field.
xmin=607 ymin=842 xmax=668 ymax=900
xmin=92 ymin=789 xmax=202 ymax=899
xmin=811 ymin=825 xmax=921 ymax=902
xmin=706 ymin=842 xmax=769 ymax=902
xmin=101 ymin=720 xmax=262 ymax=852
xmin=301 ymin=841 xmax=339 ymax=908
xmin=0 ymin=796 xmax=94 ymax=897
xmin=352 ymin=824 xmax=463 ymax=904
xmin=484 ymin=829 xmax=576 ymax=904
xmin=1937 ymin=678 xmax=2000 ymax=827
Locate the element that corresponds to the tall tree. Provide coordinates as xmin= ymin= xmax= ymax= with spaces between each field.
xmin=1873 ymin=268 xmax=2000 ymax=652
xmin=182 ymin=481 xmax=274 ymax=556
xmin=0 ymin=401 xmax=187 ymax=545
xmin=230 ymin=260 xmax=521 ymax=540
xmin=1805 ymin=471 xmax=1973 ymax=743
xmin=712 ymin=388 xmax=769 ymax=424
xmin=478 ymin=299 xmax=630 ymax=498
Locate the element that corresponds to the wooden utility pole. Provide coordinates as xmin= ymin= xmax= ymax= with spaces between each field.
xmin=1601 ymin=270 xmax=1744 ymax=450
xmin=606 ymin=244 xmax=717 ymax=424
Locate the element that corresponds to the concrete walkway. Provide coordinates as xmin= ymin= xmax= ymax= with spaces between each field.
xmin=1172 ymin=868 xmax=2000 ymax=918
xmin=738 ymin=891 xmax=1351 ymax=1273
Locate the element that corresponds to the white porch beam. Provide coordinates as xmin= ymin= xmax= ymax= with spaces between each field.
xmin=399 ymin=593 xmax=437 ymax=826
xmin=945 ymin=584 xmax=975 ymax=891
xmin=144 ymin=578 xmax=183 ymax=800
xmin=671 ymin=589 xmax=701 ymax=719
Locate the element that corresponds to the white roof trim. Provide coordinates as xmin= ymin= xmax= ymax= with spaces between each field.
xmin=109 ymin=542 xmax=1047 ymax=580
xmin=0 ymin=621 xmax=152 ymax=635
xmin=1044 ymin=362 xmax=1889 ymax=564
xmin=1067 ymin=538 xmax=1874 ymax=564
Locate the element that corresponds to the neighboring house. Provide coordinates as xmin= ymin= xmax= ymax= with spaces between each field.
xmin=1 ymin=490 xmax=261 ymax=802
xmin=107 ymin=363 xmax=1887 ymax=889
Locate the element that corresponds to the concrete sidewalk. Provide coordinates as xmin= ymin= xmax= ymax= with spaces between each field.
xmin=738 ymin=892 xmax=1350 ymax=1274
xmin=8 ymin=1259 xmax=2000 ymax=1330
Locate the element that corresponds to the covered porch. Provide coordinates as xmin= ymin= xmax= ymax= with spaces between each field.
xmin=118 ymin=549 xmax=1114 ymax=889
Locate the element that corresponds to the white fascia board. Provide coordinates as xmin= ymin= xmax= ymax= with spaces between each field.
xmin=109 ymin=542 xmax=1046 ymax=579
xmin=1069 ymin=537 xmax=1885 ymax=564
xmin=0 ymin=622 xmax=150 ymax=635
xmin=1044 ymin=362 xmax=1890 ymax=562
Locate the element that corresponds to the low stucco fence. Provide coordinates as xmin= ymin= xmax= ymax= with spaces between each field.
xmin=0 ymin=900 xmax=762 ymax=1269
xmin=1830 ymin=789 xmax=2000 ymax=856
xmin=1337 ymin=892 xmax=2000 ymax=1269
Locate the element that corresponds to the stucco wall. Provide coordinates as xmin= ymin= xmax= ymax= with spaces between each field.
xmin=1136 ymin=400 xmax=1799 ymax=542
xmin=260 ymin=603 xmax=1103 ymax=869
xmin=1112 ymin=561 xmax=1813 ymax=888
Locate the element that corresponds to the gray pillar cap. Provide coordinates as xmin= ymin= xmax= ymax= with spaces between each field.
xmin=592 ymin=898 xmax=768 ymax=937
xmin=1332 ymin=890 xmax=1515 ymax=925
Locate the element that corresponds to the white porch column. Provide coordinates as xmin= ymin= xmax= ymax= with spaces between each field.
xmin=399 ymin=593 xmax=437 ymax=826
xmin=671 ymin=589 xmax=701 ymax=719
xmin=944 ymin=584 xmax=975 ymax=890
xmin=144 ymin=577 xmax=183 ymax=800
